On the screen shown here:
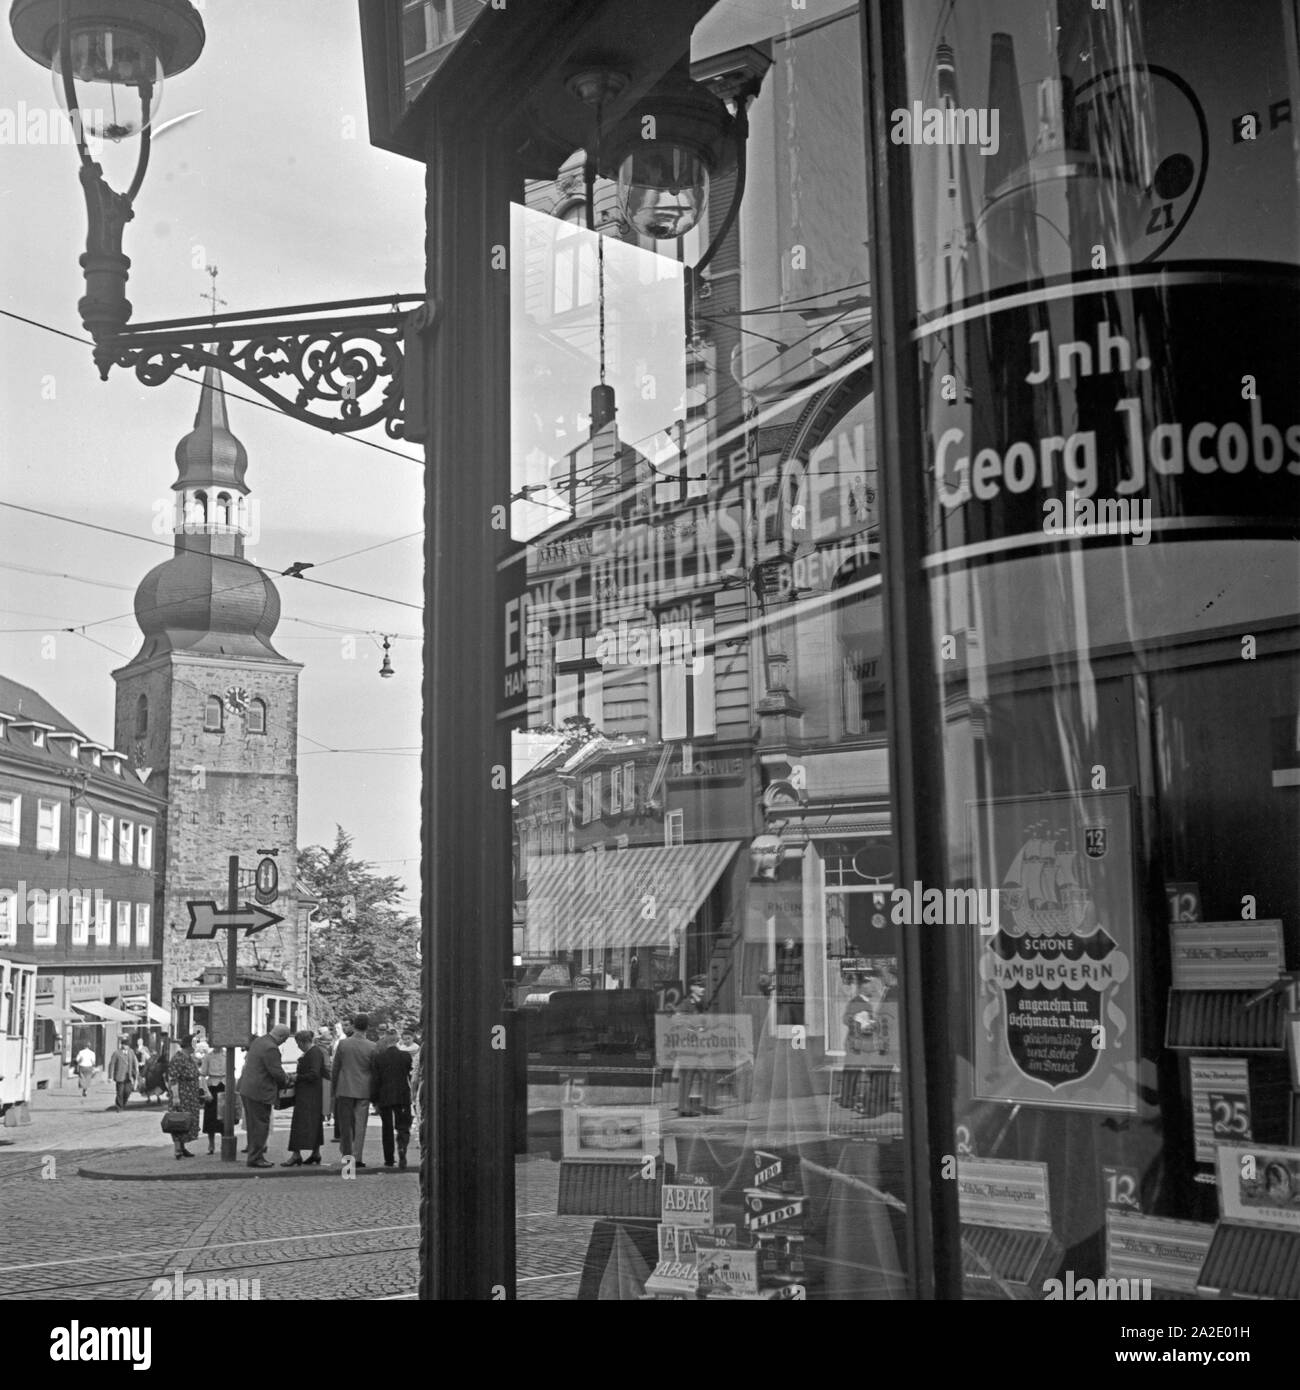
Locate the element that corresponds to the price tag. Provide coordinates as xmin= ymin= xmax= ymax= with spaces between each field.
xmin=561 ymin=1073 xmax=588 ymax=1106
xmin=1207 ymin=1089 xmax=1252 ymax=1142
xmin=1101 ymin=1165 xmax=1141 ymax=1212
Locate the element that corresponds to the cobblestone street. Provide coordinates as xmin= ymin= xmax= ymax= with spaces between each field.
xmin=0 ymin=1080 xmax=592 ymax=1300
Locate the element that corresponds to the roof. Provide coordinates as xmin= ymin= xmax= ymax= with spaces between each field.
xmin=0 ymin=676 xmax=87 ymax=739
xmin=0 ymin=674 xmax=163 ymax=805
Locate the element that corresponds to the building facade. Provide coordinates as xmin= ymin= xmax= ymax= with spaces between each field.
xmin=365 ymin=0 xmax=1300 ymax=1301
xmin=111 ymin=368 xmax=311 ymax=1027
xmin=0 ymin=675 xmax=165 ymax=1088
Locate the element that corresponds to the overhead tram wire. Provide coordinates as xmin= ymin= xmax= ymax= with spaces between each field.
xmin=0 ymin=501 xmax=422 ymax=617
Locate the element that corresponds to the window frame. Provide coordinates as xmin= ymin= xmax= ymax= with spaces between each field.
xmin=204 ymin=696 xmax=224 ymax=732
xmin=36 ymin=798 xmax=60 ymax=851
xmin=0 ymin=890 xmax=15 ymax=945
xmin=118 ymin=818 xmax=134 ymax=865
xmin=137 ymin=823 xmax=153 ymax=869
xmin=31 ymin=891 xmax=55 ymax=945
xmin=135 ymin=902 xmax=151 ymax=948
xmin=75 ymin=804 xmax=92 ymax=856
xmin=71 ymin=893 xmax=90 ymax=946
xmin=0 ymin=792 xmax=19 ymax=846
xmin=97 ymin=814 xmax=114 ymax=861
xmin=248 ymin=697 xmax=266 ymax=735
xmin=115 ymin=900 xmax=131 ymax=946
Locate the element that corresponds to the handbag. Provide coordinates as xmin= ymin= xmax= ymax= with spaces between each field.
xmin=274 ymin=1081 xmax=296 ymax=1110
xmin=160 ymin=1110 xmax=191 ymax=1135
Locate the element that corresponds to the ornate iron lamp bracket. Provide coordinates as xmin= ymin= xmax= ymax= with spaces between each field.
xmin=104 ymin=295 xmax=427 ymax=437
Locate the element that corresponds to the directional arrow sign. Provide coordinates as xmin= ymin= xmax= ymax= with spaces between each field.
xmin=186 ymin=901 xmax=285 ymax=939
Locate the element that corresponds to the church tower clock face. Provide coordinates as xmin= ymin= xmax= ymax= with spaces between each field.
xmin=225 ymin=685 xmax=250 ymax=715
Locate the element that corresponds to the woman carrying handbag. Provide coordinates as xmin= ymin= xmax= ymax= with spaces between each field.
xmin=162 ymin=1034 xmax=203 ymax=1159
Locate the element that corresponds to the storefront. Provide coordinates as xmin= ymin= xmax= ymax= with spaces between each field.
xmin=362 ymin=0 xmax=1300 ymax=1299
xmin=31 ymin=969 xmax=156 ymax=1088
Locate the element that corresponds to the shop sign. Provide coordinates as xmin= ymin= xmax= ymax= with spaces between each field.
xmin=969 ymin=789 xmax=1137 ymax=1112
xmin=654 ymin=1014 xmax=753 ymax=1070
xmin=67 ymin=975 xmax=105 ymax=1001
xmin=661 ymin=1183 xmax=716 ymax=1227
xmin=920 ymin=282 xmax=1300 ymax=563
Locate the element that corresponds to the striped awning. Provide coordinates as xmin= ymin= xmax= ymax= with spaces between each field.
xmin=523 ymin=841 xmax=740 ymax=953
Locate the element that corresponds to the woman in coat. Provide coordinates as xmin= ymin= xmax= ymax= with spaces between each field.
xmin=282 ymin=1029 xmax=325 ymax=1166
xmin=165 ymin=1034 xmax=203 ymax=1159
xmin=143 ymin=1040 xmax=169 ymax=1105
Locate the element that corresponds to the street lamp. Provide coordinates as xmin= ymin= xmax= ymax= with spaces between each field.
xmin=10 ymin=0 xmax=206 ymax=370
xmin=9 ymin=0 xmax=424 ymax=435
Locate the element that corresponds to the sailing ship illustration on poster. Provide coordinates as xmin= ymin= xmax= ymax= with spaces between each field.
xmin=971 ymin=794 xmax=1136 ymax=1112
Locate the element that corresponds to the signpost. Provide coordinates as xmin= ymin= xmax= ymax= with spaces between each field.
xmin=186 ymin=856 xmax=286 ymax=1162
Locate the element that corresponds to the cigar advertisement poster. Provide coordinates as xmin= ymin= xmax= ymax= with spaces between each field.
xmin=1216 ymin=1144 xmax=1300 ymax=1232
xmin=969 ymin=790 xmax=1138 ymax=1111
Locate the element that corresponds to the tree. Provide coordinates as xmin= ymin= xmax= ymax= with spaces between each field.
xmin=299 ymin=827 xmax=420 ymax=1032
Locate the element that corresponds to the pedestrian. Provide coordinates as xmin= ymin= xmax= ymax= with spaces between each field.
xmin=282 ymin=1029 xmax=326 ymax=1167
xmin=236 ymin=1023 xmax=291 ymax=1169
xmin=74 ymin=1043 xmax=97 ymax=1097
xmin=315 ymin=1032 xmax=334 ymax=1129
xmin=201 ymin=1045 xmax=240 ymax=1155
xmin=398 ymin=1028 xmax=417 ymax=1055
xmin=329 ymin=1020 xmax=353 ymax=1144
xmin=165 ymin=1034 xmax=202 ymax=1160
xmin=143 ymin=1039 xmax=169 ymax=1105
xmin=409 ymin=1037 xmax=422 ymax=1148
xmin=331 ymin=1012 xmax=378 ymax=1168
xmin=135 ymin=1036 xmax=151 ymax=1068
xmin=106 ymin=1038 xmax=139 ymax=1111
xmin=371 ymin=1029 xmax=413 ymax=1170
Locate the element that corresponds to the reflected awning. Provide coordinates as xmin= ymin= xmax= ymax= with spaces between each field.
xmin=523 ymin=841 xmax=740 ymax=953
xmin=70 ymin=999 xmax=137 ymax=1023
xmin=35 ymin=1006 xmax=76 ymax=1023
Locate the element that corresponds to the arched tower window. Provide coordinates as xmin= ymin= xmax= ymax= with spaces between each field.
xmin=247 ymin=698 xmax=266 ymax=735
xmin=134 ymin=693 xmax=148 ymax=738
xmin=216 ymin=492 xmax=232 ymax=527
xmin=204 ymin=696 xmax=223 ymax=732
xmin=194 ymin=490 xmax=209 ymax=525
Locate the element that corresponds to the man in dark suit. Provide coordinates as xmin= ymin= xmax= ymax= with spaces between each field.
xmin=371 ymin=1031 xmax=414 ymax=1170
xmin=237 ymin=1023 xmax=291 ymax=1168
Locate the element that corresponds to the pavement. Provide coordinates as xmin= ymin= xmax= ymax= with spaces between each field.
xmin=2 ymin=1078 xmax=419 ymax=1180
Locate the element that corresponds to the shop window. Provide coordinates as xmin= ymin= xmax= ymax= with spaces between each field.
xmin=247 ymin=698 xmax=266 ymax=734
xmin=0 ymin=891 xmax=15 ymax=944
xmin=75 ymin=804 xmax=92 ymax=856
xmin=134 ymin=693 xmax=148 ymax=738
xmin=118 ymin=819 xmax=134 ymax=865
xmin=36 ymin=799 xmax=59 ymax=851
xmin=115 ymin=901 xmax=130 ymax=946
xmin=0 ymin=792 xmax=19 ymax=846
xmin=135 ymin=903 xmax=151 ymax=948
xmin=137 ymin=824 xmax=153 ymax=869
xmin=204 ymin=695 xmax=223 ymax=732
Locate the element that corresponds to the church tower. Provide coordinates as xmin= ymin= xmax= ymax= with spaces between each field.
xmin=113 ymin=368 xmax=307 ymax=1011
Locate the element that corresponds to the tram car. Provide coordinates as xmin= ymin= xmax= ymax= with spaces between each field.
xmin=172 ymin=969 xmax=309 ymax=1070
xmin=0 ymin=954 xmax=37 ymax=1120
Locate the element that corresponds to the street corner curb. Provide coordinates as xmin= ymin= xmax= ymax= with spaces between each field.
xmin=75 ymin=1162 xmax=400 ymax=1181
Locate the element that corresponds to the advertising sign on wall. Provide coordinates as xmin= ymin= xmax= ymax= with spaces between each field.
xmin=969 ymin=790 xmax=1138 ymax=1112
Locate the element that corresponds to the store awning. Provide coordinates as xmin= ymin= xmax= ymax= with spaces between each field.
xmin=35 ymin=1006 xmax=77 ymax=1023
xmin=522 ymin=841 xmax=740 ymax=953
xmin=140 ymin=1000 xmax=171 ymax=1025
xmin=70 ymin=999 xmax=137 ymax=1023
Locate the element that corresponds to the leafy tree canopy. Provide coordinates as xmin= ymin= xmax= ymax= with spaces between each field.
xmin=299 ymin=827 xmax=420 ymax=1034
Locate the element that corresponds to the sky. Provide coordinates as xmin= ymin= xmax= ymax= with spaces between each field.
xmin=0 ymin=3 xmax=427 ymax=904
